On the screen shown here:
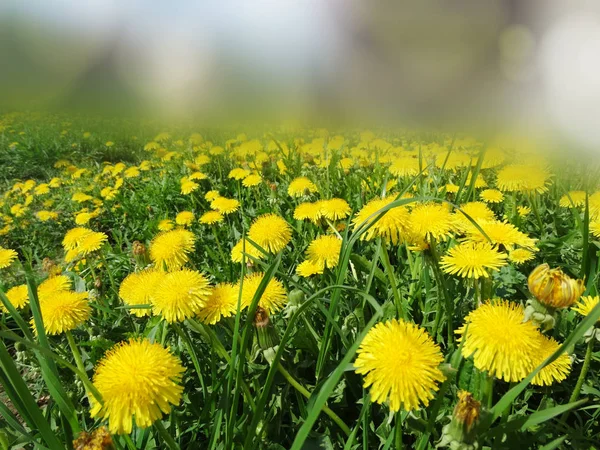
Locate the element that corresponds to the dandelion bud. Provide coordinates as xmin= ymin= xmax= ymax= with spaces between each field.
xmin=438 ymin=391 xmax=481 ymax=449
xmin=132 ymin=240 xmax=146 ymax=256
xmin=74 ymin=426 xmax=114 ymax=450
xmin=528 ymin=264 xmax=584 ymax=309
xmin=94 ymin=278 xmax=102 ymax=289
xmin=527 ymin=264 xmax=554 ymax=302
xmin=254 ymin=306 xmax=279 ymax=353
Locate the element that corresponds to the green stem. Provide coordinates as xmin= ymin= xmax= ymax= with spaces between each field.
xmin=566 ymin=338 xmax=594 ymax=410
xmin=154 ymin=419 xmax=180 ymax=450
xmin=394 ymin=412 xmax=404 ymax=449
xmin=380 ymin=244 xmax=404 ymax=319
xmin=65 ymin=330 xmax=94 ymax=395
xmin=428 ymin=239 xmax=454 ymax=346
xmin=482 ymin=373 xmax=494 ymax=409
xmin=212 ymin=227 xmax=227 ymax=263
xmin=276 ymin=363 xmax=351 ymax=436
xmin=528 ymin=193 xmax=544 ymax=232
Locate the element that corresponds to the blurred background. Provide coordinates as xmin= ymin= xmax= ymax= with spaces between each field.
xmin=1 ymin=0 xmax=600 ymax=150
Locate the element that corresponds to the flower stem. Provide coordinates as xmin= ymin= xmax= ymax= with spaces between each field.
xmin=394 ymin=411 xmax=404 ymax=449
xmin=173 ymin=324 xmax=207 ymax=398
xmin=428 ymin=238 xmax=454 ymax=346
xmin=562 ymin=338 xmax=594 ymax=422
xmin=276 ymin=363 xmax=351 ymax=436
xmin=65 ymin=330 xmax=92 ymax=391
xmin=211 ymin=227 xmax=227 ymax=263
xmin=154 ymin=419 xmax=180 ymax=450
xmin=380 ymin=244 xmax=404 ymax=319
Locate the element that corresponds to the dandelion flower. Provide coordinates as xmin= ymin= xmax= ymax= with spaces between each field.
xmin=572 ymin=296 xmax=600 ymax=323
xmin=119 ymin=270 xmax=165 ymax=317
xmin=352 ymin=197 xmax=411 ymax=244
xmin=242 ymin=174 xmax=262 ymax=187
xmin=306 ymin=235 xmax=342 ymax=269
xmin=465 ymin=220 xmax=537 ymax=250
xmin=288 ymin=177 xmax=318 ymax=197
xmin=199 ymin=211 xmax=224 ymax=225
xmin=296 ymin=260 xmax=324 ymax=277
xmin=480 ymin=189 xmax=504 ymax=204
xmin=389 ymin=157 xmax=420 ymax=178
xmin=152 ymin=269 xmax=211 ymax=322
xmin=205 ymin=190 xmax=220 ymax=202
xmin=90 ymin=339 xmax=184 ymax=434
xmin=241 ymin=273 xmax=287 ymax=314
xmin=320 ymin=198 xmax=351 ymax=221
xmin=4 ymin=284 xmax=29 ymax=310
xmin=231 ymin=238 xmax=265 ymax=263
xmin=441 ymin=242 xmax=507 ymax=279
xmin=229 ymin=168 xmax=250 ymax=180
xmin=530 ymin=335 xmax=571 ymax=386
xmin=210 ymin=197 xmax=240 ymax=214
xmin=38 ymin=275 xmax=72 ymax=299
xmin=180 ymin=178 xmax=199 ymax=195
xmin=409 ymin=202 xmax=455 ymax=242
xmin=496 ymin=164 xmax=551 ymax=194
xmin=197 ymin=283 xmax=239 ymax=324
xmin=355 ymin=319 xmax=445 ymax=412
xmin=591 ymin=220 xmax=600 ymax=238
xmin=509 ymin=248 xmax=535 ymax=265
xmin=36 ymin=210 xmax=58 ymax=222
xmin=518 ymin=206 xmax=531 ymax=216
xmin=77 ymin=231 xmax=108 ymax=257
xmin=453 ymin=202 xmax=496 ymax=233
xmin=248 ymin=214 xmax=292 ymax=253
xmin=0 ymin=247 xmax=17 ymax=269
xmin=293 ymin=202 xmax=323 ymax=222
xmin=559 ymin=191 xmax=586 ymax=208
xmin=150 ymin=229 xmax=195 ymax=270
xmin=35 ymin=291 xmax=90 ymax=335
xmin=158 ymin=219 xmax=174 ymax=231
xmin=457 ymin=301 xmax=540 ymax=382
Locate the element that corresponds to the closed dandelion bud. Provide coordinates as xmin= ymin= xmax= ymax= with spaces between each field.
xmin=132 ymin=240 xmax=146 ymax=257
xmin=438 ymin=391 xmax=481 ymax=449
xmin=528 ymin=264 xmax=554 ymax=302
xmin=94 ymin=278 xmax=102 ymax=289
xmin=254 ymin=307 xmax=279 ymax=352
xmin=74 ymin=426 xmax=114 ymax=450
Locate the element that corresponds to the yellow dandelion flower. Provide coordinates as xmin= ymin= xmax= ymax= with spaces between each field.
xmin=72 ymin=192 xmax=94 ymax=203
xmin=444 ymin=183 xmax=460 ymax=194
xmin=199 ymin=211 xmax=224 ymax=225
xmin=465 ymin=220 xmax=537 ymax=250
xmin=480 ymin=189 xmax=504 ymax=204
xmin=288 ymin=177 xmax=318 ymax=197
xmin=4 ymin=284 xmax=29 ymax=311
xmin=229 ymin=168 xmax=251 ymax=180
xmin=293 ymin=202 xmax=323 ymax=222
xmin=37 ymin=210 xmax=59 ymax=222
xmin=409 ymin=202 xmax=455 ymax=242
xmin=210 ymin=197 xmax=240 ymax=214
xmin=90 ymin=339 xmax=184 ymax=434
xmin=306 ymin=235 xmax=342 ymax=269
xmin=590 ymin=220 xmax=600 ymax=238
xmin=158 ymin=219 xmax=174 ymax=231
xmin=119 ymin=270 xmax=165 ymax=317
xmin=296 ymin=260 xmax=324 ymax=277
xmin=440 ymin=242 xmax=507 ymax=279
xmin=35 ymin=291 xmax=90 ymax=335
xmin=389 ymin=157 xmax=420 ymax=178
xmin=231 ymin=238 xmax=265 ymax=263
xmin=248 ymin=214 xmax=292 ymax=253
xmin=197 ymin=283 xmax=239 ymax=324
xmin=559 ymin=191 xmax=586 ymax=208
xmin=0 ymin=247 xmax=18 ymax=269
xmin=530 ymin=334 xmax=571 ymax=386
xmin=205 ymin=190 xmax=220 ymax=202
xmin=518 ymin=206 xmax=531 ymax=216
xmin=572 ymin=296 xmax=600 ymax=323
xmin=496 ymin=164 xmax=551 ymax=193
xmin=180 ymin=178 xmax=199 ymax=195
xmin=509 ymin=248 xmax=536 ymax=264
xmin=152 ymin=269 xmax=211 ymax=322
xmin=175 ymin=211 xmax=195 ymax=226
xmin=38 ymin=275 xmax=72 ymax=299
xmin=240 ymin=273 xmax=287 ymax=314
xmin=457 ymin=301 xmax=540 ymax=382
xmin=242 ymin=174 xmax=262 ymax=187
xmin=75 ymin=212 xmax=94 ymax=225
xmin=77 ymin=232 xmax=108 ymax=257
xmin=352 ymin=197 xmax=411 ymax=244
xmin=320 ymin=198 xmax=351 ymax=221
xmin=150 ymin=229 xmax=195 ymax=270
xmin=189 ymin=171 xmax=207 ymax=181
xmin=453 ymin=202 xmax=496 ymax=233
xmin=355 ymin=319 xmax=445 ymax=412
xmin=34 ymin=184 xmax=50 ymax=196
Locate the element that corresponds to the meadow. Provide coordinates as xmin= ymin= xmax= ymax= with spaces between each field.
xmin=0 ymin=112 xmax=599 ymax=449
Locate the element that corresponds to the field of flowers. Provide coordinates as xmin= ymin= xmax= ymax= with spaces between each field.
xmin=0 ymin=113 xmax=599 ymax=449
